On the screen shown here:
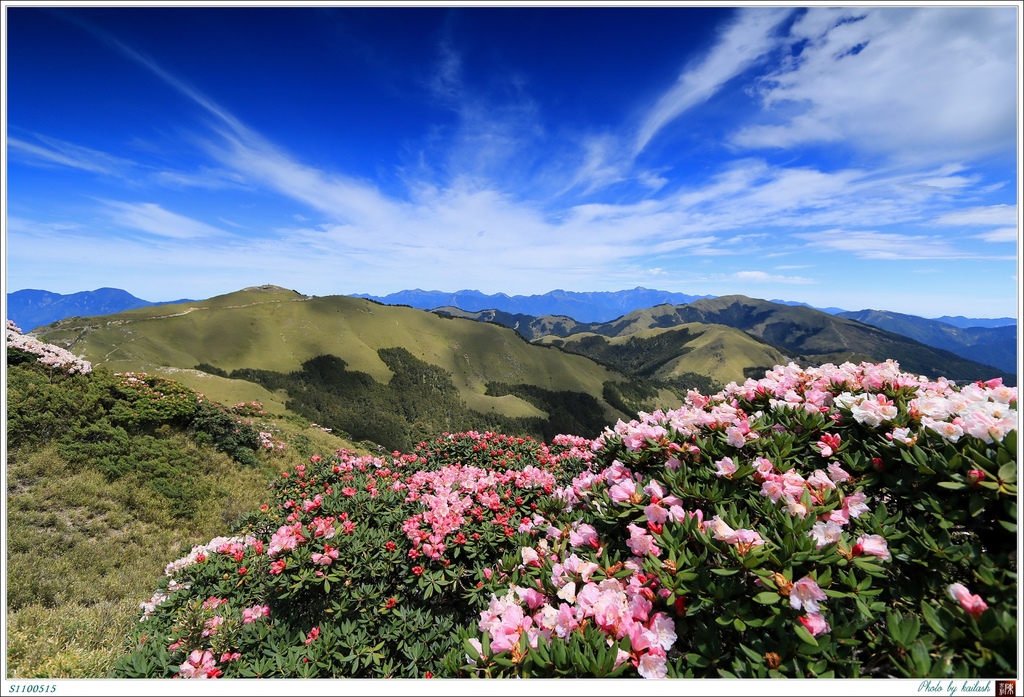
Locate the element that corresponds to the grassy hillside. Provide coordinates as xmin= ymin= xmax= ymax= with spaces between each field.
xmin=35 ymin=285 xmax=641 ymax=423
xmin=433 ymin=306 xmax=586 ymax=341
xmin=4 ymin=345 xmax=362 ymax=678
xmin=539 ymin=322 xmax=790 ymax=389
xmin=563 ymin=295 xmax=1014 ymax=385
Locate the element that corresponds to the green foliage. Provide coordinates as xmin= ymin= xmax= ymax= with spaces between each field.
xmin=228 ymin=350 xmax=615 ymax=452
xmin=194 ymin=362 xmax=229 ymax=377
xmin=485 ymin=382 xmax=610 ymax=440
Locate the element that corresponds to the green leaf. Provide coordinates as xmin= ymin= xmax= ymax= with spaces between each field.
xmin=794 ymin=624 xmax=819 ymax=647
xmin=920 ymin=602 xmax=947 ymax=639
xmin=711 ymin=568 xmax=739 ymax=576
xmin=937 ymin=481 xmax=967 ymax=490
xmin=753 ymin=591 xmax=781 ymax=605
xmin=997 ymin=461 xmax=1016 ymax=484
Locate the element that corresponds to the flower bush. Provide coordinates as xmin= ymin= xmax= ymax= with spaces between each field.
xmin=6 ymin=319 xmax=92 ymax=375
xmin=114 ymin=360 xmax=1016 ymax=679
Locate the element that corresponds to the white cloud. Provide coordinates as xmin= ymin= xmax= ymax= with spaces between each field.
xmin=634 ymin=7 xmax=792 ymax=154
xmin=972 ymin=228 xmax=1018 ymax=243
xmin=6 ymin=216 xmax=84 ymax=237
xmin=8 ymin=135 xmax=135 ymax=176
xmin=103 ymin=201 xmax=232 ymax=239
xmin=732 ymin=270 xmax=816 ymax=284
xmin=733 ymin=7 xmax=1017 ymax=163
xmin=934 ymin=204 xmax=1018 ymax=226
xmin=794 ymin=229 xmax=983 ymax=260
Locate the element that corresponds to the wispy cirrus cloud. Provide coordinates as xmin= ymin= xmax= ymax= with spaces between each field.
xmin=794 ymin=229 xmax=1014 ymax=261
xmin=634 ymin=7 xmax=793 ymax=155
xmin=934 ymin=204 xmax=1018 ymax=227
xmin=972 ymin=228 xmax=1018 ymax=244
xmin=732 ymin=270 xmax=816 ymax=284
xmin=102 ymin=201 xmax=232 ymax=239
xmin=8 ymin=134 xmax=136 ymax=176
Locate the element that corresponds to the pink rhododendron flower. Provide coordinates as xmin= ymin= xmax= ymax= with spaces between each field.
xmin=637 ymin=651 xmax=668 ymax=679
xmin=852 ymin=534 xmax=890 ymax=560
xmin=841 ymin=492 xmax=870 ymax=519
xmin=753 ymin=457 xmax=775 ymax=478
xmin=809 ymin=520 xmax=844 ymax=549
xmin=826 ymin=462 xmax=851 ymax=483
xmin=304 ymin=627 xmax=321 ymax=645
xmin=806 ymin=469 xmax=836 ymax=491
xmin=242 ymin=604 xmax=270 ymax=624
xmin=311 ymin=544 xmax=339 ymax=566
xmin=178 ymin=650 xmax=220 ymax=679
xmin=815 ymin=432 xmax=841 ymax=458
xmin=644 ymin=502 xmax=669 ymax=524
xmin=714 ymin=457 xmax=738 ymax=477
xmin=706 ymin=515 xmax=737 ymax=543
xmin=948 ymin=583 xmax=988 ymax=618
xmin=790 ymin=577 xmax=827 ymax=614
xmin=785 ymin=499 xmax=810 ymax=519
xmin=646 ymin=613 xmax=677 ymax=651
xmin=725 ymin=426 xmax=747 ymax=449
xmin=609 ymin=479 xmax=639 ymax=504
xmin=202 ymin=596 xmax=228 ymax=610
xmin=521 ymin=547 xmax=541 ymax=567
xmin=799 ymin=612 xmax=831 ymax=636
xmin=569 ymin=523 xmax=599 ymax=548
xmin=202 ymin=616 xmax=224 ymax=637
xmin=760 ymin=478 xmax=786 ymax=503
xmin=626 ymin=523 xmax=661 ymax=557
xmin=733 ymin=528 xmax=765 ymax=549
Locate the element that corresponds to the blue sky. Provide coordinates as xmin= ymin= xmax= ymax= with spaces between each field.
xmin=4 ymin=4 xmax=1021 ymax=318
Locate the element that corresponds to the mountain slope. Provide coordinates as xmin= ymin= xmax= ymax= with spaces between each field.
xmin=34 ymin=285 xmax=648 ymax=428
xmin=524 ymin=294 xmax=1011 ymax=386
xmin=550 ymin=295 xmax=1013 ymax=385
xmin=538 ymin=322 xmax=791 ymax=389
xmin=433 ymin=307 xmax=587 ymax=340
xmin=839 ymin=309 xmax=1017 ymax=375
xmin=8 ymin=287 xmax=193 ymax=332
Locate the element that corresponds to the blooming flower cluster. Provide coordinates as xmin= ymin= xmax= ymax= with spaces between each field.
xmin=162 ymin=535 xmax=262 ymax=578
xmin=122 ymin=360 xmax=1013 ymax=680
xmin=6 ymin=319 xmax=92 ymax=374
xmin=468 ymin=536 xmax=675 ymax=679
xmin=397 ymin=463 xmax=557 ymax=561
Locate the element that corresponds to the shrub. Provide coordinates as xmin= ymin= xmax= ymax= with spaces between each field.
xmin=114 ymin=360 xmax=1015 ymax=680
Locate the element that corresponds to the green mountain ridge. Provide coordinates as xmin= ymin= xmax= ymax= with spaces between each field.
xmin=439 ymin=295 xmax=1013 ymax=386
xmin=34 ymin=285 xmax=659 ymax=448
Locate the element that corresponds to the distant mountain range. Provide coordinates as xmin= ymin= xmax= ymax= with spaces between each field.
xmin=351 ymin=287 xmax=717 ymax=323
xmin=930 ymin=315 xmax=1018 ymax=329
xmin=837 ymin=310 xmax=1017 ymax=375
xmin=7 ymin=288 xmax=193 ymax=332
